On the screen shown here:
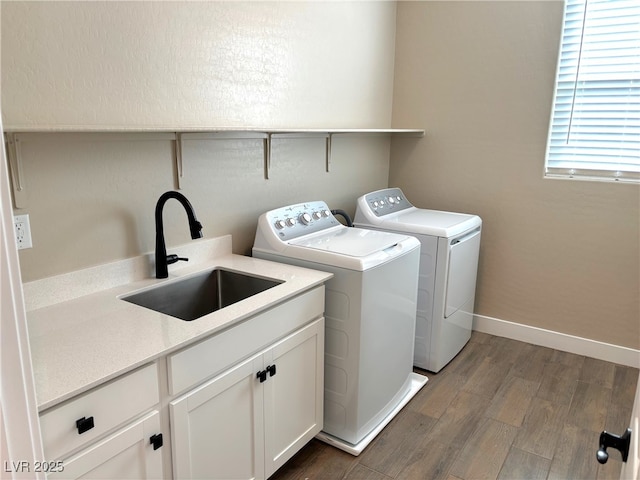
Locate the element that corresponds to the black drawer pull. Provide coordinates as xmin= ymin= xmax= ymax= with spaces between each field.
xmin=150 ymin=433 xmax=163 ymax=450
xmin=257 ymin=365 xmax=277 ymax=383
xmin=75 ymin=416 xmax=94 ymax=435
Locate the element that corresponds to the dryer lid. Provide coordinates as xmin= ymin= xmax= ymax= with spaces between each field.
xmin=361 ymin=208 xmax=481 ymax=238
xmin=290 ymin=226 xmax=409 ymax=257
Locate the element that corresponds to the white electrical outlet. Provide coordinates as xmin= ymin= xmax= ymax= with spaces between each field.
xmin=14 ymin=214 xmax=33 ymax=249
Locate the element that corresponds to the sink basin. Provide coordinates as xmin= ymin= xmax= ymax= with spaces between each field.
xmin=122 ymin=268 xmax=283 ymax=321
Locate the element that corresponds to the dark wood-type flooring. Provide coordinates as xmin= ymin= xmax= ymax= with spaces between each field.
xmin=271 ymin=332 xmax=638 ymax=480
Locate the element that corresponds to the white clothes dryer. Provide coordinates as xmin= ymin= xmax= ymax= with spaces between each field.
xmin=253 ymin=201 xmax=427 ymax=455
xmin=354 ymin=188 xmax=482 ymax=373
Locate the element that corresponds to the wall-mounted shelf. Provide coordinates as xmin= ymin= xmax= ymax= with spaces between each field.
xmin=3 ymin=126 xmax=425 ymax=136
xmin=4 ymin=128 xmax=424 ymax=208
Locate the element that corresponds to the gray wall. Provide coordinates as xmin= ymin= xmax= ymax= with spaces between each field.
xmin=4 ymin=1 xmax=638 ymax=352
xmin=390 ymin=1 xmax=640 ymax=350
xmin=2 ymin=2 xmax=398 ymax=281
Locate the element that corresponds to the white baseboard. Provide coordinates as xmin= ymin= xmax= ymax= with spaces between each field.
xmin=473 ymin=314 xmax=640 ymax=369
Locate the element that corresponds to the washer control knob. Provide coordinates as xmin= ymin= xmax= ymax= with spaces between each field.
xmin=275 ymin=220 xmax=286 ymax=230
xmin=313 ymin=211 xmax=322 ymax=220
xmin=299 ymin=213 xmax=312 ymax=225
xmin=285 ymin=218 xmax=296 ymax=227
xmin=322 ymin=210 xmax=331 ymax=217
xmin=388 ymin=196 xmax=396 ymax=204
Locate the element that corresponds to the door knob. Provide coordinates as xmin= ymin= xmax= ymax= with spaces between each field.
xmin=596 ymin=428 xmax=631 ymax=464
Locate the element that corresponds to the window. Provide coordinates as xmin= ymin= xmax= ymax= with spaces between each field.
xmin=545 ymin=0 xmax=639 ymax=183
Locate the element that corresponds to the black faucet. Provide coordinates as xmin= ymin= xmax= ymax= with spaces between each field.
xmin=154 ymin=191 xmax=203 ymax=279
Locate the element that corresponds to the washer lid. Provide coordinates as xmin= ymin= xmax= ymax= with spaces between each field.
xmin=290 ymin=226 xmax=409 ymax=257
xmin=359 ymin=207 xmax=481 ymax=238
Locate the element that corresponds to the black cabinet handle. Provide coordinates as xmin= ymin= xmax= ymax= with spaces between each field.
xmin=150 ymin=433 xmax=163 ymax=450
xmin=76 ymin=416 xmax=94 ymax=435
xmin=597 ymin=428 xmax=631 ymax=464
xmin=257 ymin=365 xmax=277 ymax=383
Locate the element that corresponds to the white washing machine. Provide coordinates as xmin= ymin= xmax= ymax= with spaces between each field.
xmin=253 ymin=201 xmax=427 ymax=455
xmin=354 ymin=188 xmax=482 ymax=373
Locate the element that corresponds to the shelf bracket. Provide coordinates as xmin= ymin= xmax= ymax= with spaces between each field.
xmin=174 ymin=133 xmax=184 ymax=189
xmin=263 ymin=133 xmax=272 ymax=180
xmin=325 ymin=133 xmax=332 ymax=173
xmin=5 ymin=133 xmax=28 ymax=208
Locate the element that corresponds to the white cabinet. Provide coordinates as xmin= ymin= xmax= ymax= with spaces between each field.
xmin=263 ymin=319 xmax=324 ymax=476
xmin=36 ymin=285 xmax=326 ymax=480
xmin=47 ymin=411 xmax=164 ymax=480
xmin=170 ymin=318 xmax=324 ymax=480
xmin=167 ymin=286 xmax=325 ymax=396
xmin=39 ymin=363 xmax=164 ymax=480
xmin=170 ymin=352 xmax=265 ymax=480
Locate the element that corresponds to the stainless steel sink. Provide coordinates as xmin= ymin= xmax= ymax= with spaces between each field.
xmin=122 ymin=268 xmax=283 ymax=321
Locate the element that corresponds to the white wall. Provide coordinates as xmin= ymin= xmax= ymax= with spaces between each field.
xmin=2 ymin=1 xmax=396 ymax=130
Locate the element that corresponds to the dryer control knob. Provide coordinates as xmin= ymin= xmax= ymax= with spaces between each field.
xmin=299 ymin=213 xmax=312 ymax=225
xmin=274 ymin=220 xmax=286 ymax=230
xmin=322 ymin=210 xmax=331 ymax=217
xmin=313 ymin=211 xmax=322 ymax=220
xmin=388 ymin=196 xmax=396 ymax=204
xmin=285 ymin=218 xmax=296 ymax=227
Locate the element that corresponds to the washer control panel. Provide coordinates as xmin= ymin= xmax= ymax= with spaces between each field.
xmin=361 ymin=188 xmax=413 ymax=217
xmin=264 ymin=200 xmax=341 ymax=241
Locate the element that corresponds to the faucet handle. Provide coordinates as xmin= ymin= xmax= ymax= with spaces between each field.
xmin=166 ymin=254 xmax=189 ymax=265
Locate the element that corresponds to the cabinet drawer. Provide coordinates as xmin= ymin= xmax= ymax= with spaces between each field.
xmin=40 ymin=363 xmax=159 ymax=461
xmin=168 ymin=286 xmax=324 ymax=395
xmin=47 ymin=410 xmax=164 ymax=480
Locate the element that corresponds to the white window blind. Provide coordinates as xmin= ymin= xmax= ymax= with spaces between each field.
xmin=545 ymin=0 xmax=640 ymax=182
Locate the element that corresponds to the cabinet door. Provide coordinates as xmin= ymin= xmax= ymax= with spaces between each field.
xmin=264 ymin=318 xmax=324 ymax=478
xmin=170 ymin=353 xmax=265 ymax=480
xmin=48 ymin=410 xmax=164 ymax=480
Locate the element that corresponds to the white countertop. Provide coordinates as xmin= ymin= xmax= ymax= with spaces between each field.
xmin=25 ymin=236 xmax=332 ymax=411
